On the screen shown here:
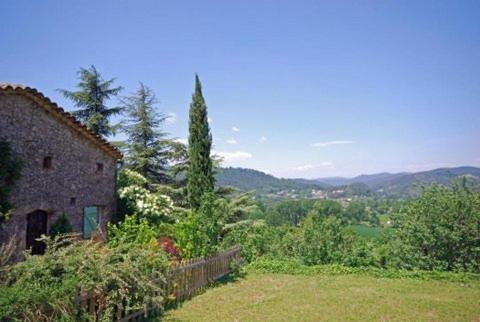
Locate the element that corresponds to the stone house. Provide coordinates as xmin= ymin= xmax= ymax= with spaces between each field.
xmin=0 ymin=84 xmax=122 ymax=254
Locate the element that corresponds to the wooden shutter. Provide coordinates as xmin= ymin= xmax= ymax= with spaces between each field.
xmin=83 ymin=206 xmax=98 ymax=238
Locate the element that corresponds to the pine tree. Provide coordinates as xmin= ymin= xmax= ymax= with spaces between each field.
xmin=122 ymin=83 xmax=171 ymax=183
xmin=59 ymin=65 xmax=123 ymax=137
xmin=187 ymin=75 xmax=214 ymax=208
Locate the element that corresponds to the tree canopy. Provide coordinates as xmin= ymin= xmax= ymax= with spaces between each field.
xmin=122 ymin=83 xmax=172 ymax=183
xmin=59 ymin=65 xmax=123 ymax=137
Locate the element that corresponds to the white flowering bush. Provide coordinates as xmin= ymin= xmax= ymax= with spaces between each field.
xmin=118 ymin=168 xmax=148 ymax=188
xmin=118 ymin=169 xmax=174 ymax=224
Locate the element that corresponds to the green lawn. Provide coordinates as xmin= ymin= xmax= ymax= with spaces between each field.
xmin=163 ymin=273 xmax=480 ymax=321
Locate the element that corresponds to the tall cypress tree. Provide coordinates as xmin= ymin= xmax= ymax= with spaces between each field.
xmin=187 ymin=75 xmax=214 ymax=208
xmin=122 ymin=83 xmax=171 ymax=183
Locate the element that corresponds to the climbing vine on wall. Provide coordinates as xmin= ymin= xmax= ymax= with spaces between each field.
xmin=0 ymin=139 xmax=22 ymax=227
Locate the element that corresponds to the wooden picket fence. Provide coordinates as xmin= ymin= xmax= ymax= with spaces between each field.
xmin=75 ymin=246 xmax=242 ymax=321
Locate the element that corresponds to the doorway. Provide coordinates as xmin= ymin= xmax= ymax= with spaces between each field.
xmin=26 ymin=210 xmax=48 ymax=254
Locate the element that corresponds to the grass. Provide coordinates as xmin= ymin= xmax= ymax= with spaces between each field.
xmin=163 ymin=273 xmax=480 ymax=321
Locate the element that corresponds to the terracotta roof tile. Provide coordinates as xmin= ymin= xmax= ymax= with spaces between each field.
xmin=0 ymin=83 xmax=122 ymax=159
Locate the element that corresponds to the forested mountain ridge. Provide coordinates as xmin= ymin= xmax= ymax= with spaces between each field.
xmin=215 ymin=167 xmax=328 ymax=194
xmin=216 ymin=166 xmax=480 ymax=198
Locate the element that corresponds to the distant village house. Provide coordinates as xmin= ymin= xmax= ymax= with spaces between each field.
xmin=0 ymin=84 xmax=122 ymax=254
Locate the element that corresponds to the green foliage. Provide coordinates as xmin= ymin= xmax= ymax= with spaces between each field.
xmin=221 ymin=222 xmax=299 ymax=263
xmin=108 ymin=214 xmax=158 ymax=247
xmin=175 ymin=193 xmax=225 ymax=258
xmin=0 ymin=235 xmax=169 ymax=321
xmin=0 ymin=140 xmax=22 ymax=227
xmin=265 ymin=199 xmax=315 ymax=226
xmin=117 ymin=169 xmax=174 ymax=224
xmin=221 ymin=222 xmax=275 ymax=263
xmin=187 ymin=75 xmax=214 ymax=209
xmin=343 ymin=200 xmax=380 ymax=225
xmin=223 ymin=191 xmax=262 ymax=223
xmin=246 ymin=258 xmax=479 ymax=283
xmin=385 ymin=182 xmax=480 ymax=272
xmin=309 ymin=199 xmax=343 ymax=217
xmin=215 ymin=167 xmax=326 ymax=195
xmin=298 ymin=214 xmax=358 ymax=265
xmin=223 ymin=206 xmax=377 ymax=267
xmin=122 ymin=83 xmax=176 ymax=183
xmin=350 ymin=225 xmax=389 ymax=240
xmin=118 ymin=167 xmax=149 ymax=188
xmin=59 ymin=65 xmax=123 ymax=137
xmin=49 ymin=214 xmax=73 ymax=237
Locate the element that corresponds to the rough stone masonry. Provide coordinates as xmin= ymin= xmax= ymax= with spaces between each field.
xmin=0 ymin=84 xmax=122 ymax=253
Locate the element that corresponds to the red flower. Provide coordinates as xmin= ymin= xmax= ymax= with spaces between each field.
xmin=158 ymin=236 xmax=181 ymax=261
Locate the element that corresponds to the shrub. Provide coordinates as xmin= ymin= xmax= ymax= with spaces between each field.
xmin=265 ymin=199 xmax=316 ymax=227
xmin=117 ymin=169 xmax=174 ymax=224
xmin=298 ymin=214 xmax=357 ymax=265
xmin=289 ymin=211 xmax=378 ymax=267
xmin=385 ymin=182 xmax=480 ymax=272
xmin=0 ymin=139 xmax=22 ymax=227
xmin=0 ymin=235 xmax=169 ymax=321
xmin=108 ymin=214 xmax=158 ymax=247
xmin=221 ymin=221 xmax=299 ymax=263
xmin=158 ymin=236 xmax=181 ymax=261
xmin=49 ymin=214 xmax=73 ymax=237
xmin=174 ymin=193 xmax=225 ymax=258
xmin=222 ymin=222 xmax=275 ymax=263
xmin=246 ymin=258 xmax=480 ymax=283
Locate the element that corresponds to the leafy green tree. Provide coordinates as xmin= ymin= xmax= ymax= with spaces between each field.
xmin=122 ymin=83 xmax=173 ymax=183
xmin=59 ymin=65 xmax=123 ymax=137
xmin=298 ymin=214 xmax=357 ymax=266
xmin=187 ymin=75 xmax=214 ymax=209
xmin=386 ymin=182 xmax=480 ymax=272
xmin=343 ymin=200 xmax=367 ymax=224
xmin=0 ymin=140 xmax=22 ymax=227
xmin=223 ymin=191 xmax=261 ymax=223
xmin=309 ymin=199 xmax=343 ymax=218
xmin=265 ymin=200 xmax=316 ymax=227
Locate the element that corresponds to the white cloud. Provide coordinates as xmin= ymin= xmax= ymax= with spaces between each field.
xmin=208 ymin=117 xmax=213 ymax=123
xmin=232 ymin=126 xmax=240 ymax=132
xmin=311 ymin=140 xmax=353 ymax=147
xmin=259 ymin=136 xmax=267 ymax=143
xmin=166 ymin=112 xmax=177 ymax=124
xmin=214 ymin=151 xmax=252 ymax=163
xmin=295 ymin=164 xmax=314 ymax=171
xmin=293 ymin=162 xmax=333 ymax=171
xmin=174 ymin=138 xmax=188 ymax=145
xmin=226 ymin=138 xmax=238 ymax=145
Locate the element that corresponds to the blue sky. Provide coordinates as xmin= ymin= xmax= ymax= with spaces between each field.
xmin=2 ymin=0 xmax=479 ymax=178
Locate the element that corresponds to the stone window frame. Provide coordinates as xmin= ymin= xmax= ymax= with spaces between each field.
xmin=43 ymin=156 xmax=52 ymax=169
xmin=96 ymin=162 xmax=104 ymax=175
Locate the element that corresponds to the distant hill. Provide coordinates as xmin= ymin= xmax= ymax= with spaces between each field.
xmin=215 ymin=167 xmax=327 ymax=194
xmin=216 ymin=166 xmax=480 ymax=198
xmin=316 ymin=166 xmax=480 ymax=197
xmin=315 ymin=172 xmax=409 ymax=187
xmin=373 ymin=167 xmax=480 ymax=197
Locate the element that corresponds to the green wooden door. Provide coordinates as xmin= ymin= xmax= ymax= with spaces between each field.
xmin=83 ymin=206 xmax=98 ymax=238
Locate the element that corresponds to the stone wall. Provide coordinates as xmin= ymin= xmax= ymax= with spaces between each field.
xmin=0 ymin=93 xmax=118 ymax=250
